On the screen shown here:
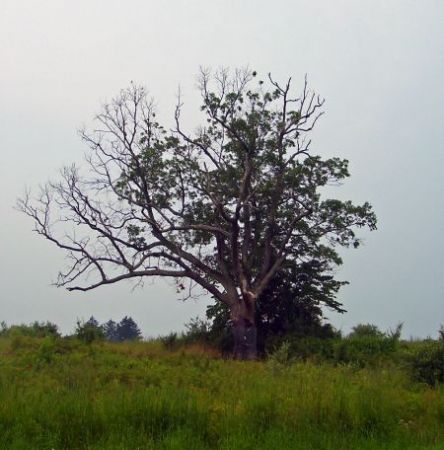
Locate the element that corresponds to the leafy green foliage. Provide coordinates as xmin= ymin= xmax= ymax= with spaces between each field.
xmin=160 ymin=332 xmax=179 ymax=351
xmin=0 ymin=320 xmax=60 ymax=338
xmin=335 ymin=325 xmax=403 ymax=367
xmin=267 ymin=340 xmax=293 ymax=373
xmin=182 ymin=317 xmax=212 ymax=344
xmin=408 ymin=341 xmax=444 ymax=386
xmin=282 ymin=336 xmax=338 ymax=361
xmin=348 ymin=323 xmax=385 ymax=339
xmin=75 ymin=316 xmax=105 ymax=343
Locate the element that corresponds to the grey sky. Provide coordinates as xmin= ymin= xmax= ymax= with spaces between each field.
xmin=1 ymin=0 xmax=443 ymax=337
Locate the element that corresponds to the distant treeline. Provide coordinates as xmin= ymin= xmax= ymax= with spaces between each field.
xmin=0 ymin=315 xmax=142 ymax=343
xmin=2 ymin=318 xmax=444 ymax=386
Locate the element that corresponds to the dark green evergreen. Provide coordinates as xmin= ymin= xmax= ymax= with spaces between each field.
xmin=116 ymin=316 xmax=142 ymax=341
xmin=102 ymin=319 xmax=119 ymax=342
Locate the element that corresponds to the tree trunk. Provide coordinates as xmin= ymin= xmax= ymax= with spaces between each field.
xmin=232 ymin=318 xmax=257 ymax=359
xmin=230 ymin=298 xmax=257 ymax=360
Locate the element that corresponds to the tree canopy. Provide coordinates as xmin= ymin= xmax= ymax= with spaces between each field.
xmin=19 ymin=68 xmax=376 ymax=358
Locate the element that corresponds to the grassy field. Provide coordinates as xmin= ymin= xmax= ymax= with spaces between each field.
xmin=1 ymin=336 xmax=444 ymax=449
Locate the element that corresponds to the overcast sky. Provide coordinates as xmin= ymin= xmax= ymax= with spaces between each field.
xmin=1 ymin=0 xmax=443 ymax=337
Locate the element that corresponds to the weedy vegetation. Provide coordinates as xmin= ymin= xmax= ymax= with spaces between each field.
xmin=1 ymin=323 xmax=444 ymax=449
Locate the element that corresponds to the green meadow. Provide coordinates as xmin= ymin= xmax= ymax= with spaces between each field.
xmin=1 ymin=335 xmax=444 ymax=450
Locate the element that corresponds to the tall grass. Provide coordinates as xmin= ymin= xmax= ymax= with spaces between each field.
xmin=0 ymin=336 xmax=444 ymax=449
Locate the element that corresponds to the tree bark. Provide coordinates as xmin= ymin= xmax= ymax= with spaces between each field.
xmin=232 ymin=318 xmax=257 ymax=360
xmin=230 ymin=298 xmax=257 ymax=360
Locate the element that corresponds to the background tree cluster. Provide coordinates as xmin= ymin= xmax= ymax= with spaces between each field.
xmin=75 ymin=316 xmax=142 ymax=343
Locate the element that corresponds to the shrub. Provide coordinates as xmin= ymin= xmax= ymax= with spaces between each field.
xmin=0 ymin=321 xmax=60 ymax=338
xmin=348 ymin=323 xmax=384 ymax=339
xmin=75 ymin=317 xmax=104 ymax=343
xmin=291 ymin=336 xmax=336 ymax=360
xmin=267 ymin=341 xmax=293 ymax=373
xmin=334 ymin=323 xmax=403 ymax=367
xmin=335 ymin=335 xmax=398 ymax=366
xmin=160 ymin=332 xmax=178 ymax=351
xmin=268 ymin=340 xmax=292 ymax=364
xmin=265 ymin=334 xmax=336 ymax=362
xmin=182 ymin=317 xmax=211 ymax=343
xmin=37 ymin=336 xmax=56 ymax=363
xmin=438 ymin=326 xmax=444 ymax=341
xmin=408 ymin=341 xmax=444 ymax=386
xmin=0 ymin=321 xmax=7 ymax=336
xmin=387 ymin=323 xmax=403 ymax=341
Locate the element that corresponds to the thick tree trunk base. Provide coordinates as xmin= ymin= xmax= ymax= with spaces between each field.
xmin=232 ymin=320 xmax=257 ymax=360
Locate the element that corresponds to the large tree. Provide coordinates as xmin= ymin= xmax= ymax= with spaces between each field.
xmin=19 ymin=69 xmax=376 ymax=359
